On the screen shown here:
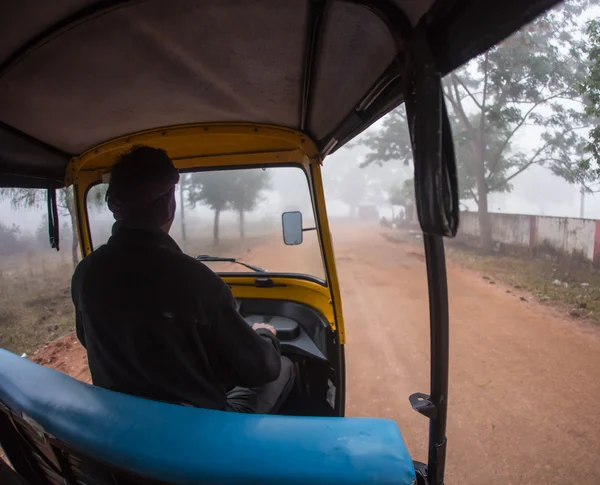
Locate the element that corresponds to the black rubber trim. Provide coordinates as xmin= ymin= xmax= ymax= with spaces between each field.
xmin=222 ymin=272 xmax=325 ymax=287
xmin=424 ymin=0 xmax=561 ymax=74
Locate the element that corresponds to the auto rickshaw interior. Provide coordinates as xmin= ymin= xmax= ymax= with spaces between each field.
xmin=0 ymin=1 xmax=563 ymax=485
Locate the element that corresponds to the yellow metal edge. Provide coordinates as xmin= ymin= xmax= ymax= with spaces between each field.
xmin=66 ymin=122 xmax=320 ymax=176
xmin=223 ymin=276 xmax=335 ymax=325
xmin=310 ymin=163 xmax=346 ymax=344
xmin=66 ymin=123 xmax=345 ymax=339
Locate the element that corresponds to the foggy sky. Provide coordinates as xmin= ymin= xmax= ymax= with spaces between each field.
xmin=2 ymin=1 xmax=599 ymax=232
xmin=1 ymin=135 xmax=596 ymax=237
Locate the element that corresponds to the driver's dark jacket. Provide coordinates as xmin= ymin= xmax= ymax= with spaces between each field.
xmin=72 ymin=223 xmax=282 ymax=409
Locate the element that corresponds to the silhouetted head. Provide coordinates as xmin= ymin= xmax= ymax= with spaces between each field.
xmin=106 ymin=146 xmax=179 ymax=231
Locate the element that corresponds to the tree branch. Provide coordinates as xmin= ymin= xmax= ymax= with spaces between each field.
xmin=453 ymin=73 xmax=483 ymax=110
xmin=468 ymin=188 xmax=479 ymax=204
xmin=490 ymin=143 xmax=550 ymax=191
xmin=488 ymin=91 xmax=571 ymax=174
xmin=448 ymin=76 xmax=475 ymax=132
xmin=479 ymin=52 xmax=490 ymax=166
xmin=459 ymin=92 xmax=483 ymax=102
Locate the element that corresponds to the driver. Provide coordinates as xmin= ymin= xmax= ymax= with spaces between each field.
xmin=72 ymin=146 xmax=295 ymax=414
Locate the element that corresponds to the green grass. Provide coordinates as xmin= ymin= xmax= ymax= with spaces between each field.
xmin=0 ymin=234 xmax=274 ymax=356
xmin=380 ymin=227 xmax=600 ymax=323
xmin=0 ymin=252 xmax=75 ymax=355
xmin=446 ymin=244 xmax=600 ymax=322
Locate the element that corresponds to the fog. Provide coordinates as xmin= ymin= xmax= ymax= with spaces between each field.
xmin=3 ymin=0 xmax=600 ymax=236
xmin=0 ymin=134 xmax=595 ymax=241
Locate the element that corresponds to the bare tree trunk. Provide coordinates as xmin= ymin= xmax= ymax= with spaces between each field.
xmin=239 ymin=210 xmax=245 ymax=238
xmin=477 ymin=52 xmax=492 ymax=254
xmin=64 ymin=188 xmax=80 ymax=269
xmin=179 ymin=182 xmax=187 ymax=250
xmin=474 ymin=147 xmax=492 ymax=253
xmin=71 ymin=212 xmax=79 ymax=268
xmin=213 ymin=208 xmax=221 ymax=246
xmin=477 ymin=194 xmax=492 ymax=253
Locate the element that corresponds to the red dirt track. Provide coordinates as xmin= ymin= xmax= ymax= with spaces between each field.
xmin=30 ymin=223 xmax=600 ymax=484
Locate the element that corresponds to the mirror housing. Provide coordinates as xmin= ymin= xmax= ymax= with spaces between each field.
xmin=282 ymin=211 xmax=303 ymax=245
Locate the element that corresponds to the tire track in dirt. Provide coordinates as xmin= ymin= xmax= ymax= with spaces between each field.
xmin=333 ymin=224 xmax=600 ymax=484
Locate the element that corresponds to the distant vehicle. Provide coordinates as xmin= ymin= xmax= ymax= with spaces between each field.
xmin=358 ymin=205 xmax=379 ymax=221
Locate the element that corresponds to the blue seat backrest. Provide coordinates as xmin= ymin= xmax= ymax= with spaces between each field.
xmin=0 ymin=349 xmax=416 ymax=485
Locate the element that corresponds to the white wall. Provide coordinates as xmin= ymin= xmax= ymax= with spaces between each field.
xmin=536 ymin=216 xmax=595 ymax=261
xmin=459 ymin=211 xmax=597 ymax=262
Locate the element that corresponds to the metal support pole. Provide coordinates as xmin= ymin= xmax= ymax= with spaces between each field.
xmin=423 ymin=234 xmax=449 ymax=485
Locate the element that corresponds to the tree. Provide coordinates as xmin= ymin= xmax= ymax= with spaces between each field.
xmin=35 ymin=215 xmax=73 ymax=250
xmin=229 ymin=170 xmax=270 ymax=238
xmin=358 ymin=0 xmax=591 ymax=252
xmin=61 ymin=187 xmax=79 ymax=268
xmin=35 ymin=215 xmax=49 ymax=248
xmin=187 ymin=171 xmax=233 ymax=245
xmin=324 ymin=163 xmax=368 ymax=217
xmin=388 ymin=179 xmax=414 ymax=206
xmin=360 ymin=107 xmax=413 ymax=169
xmin=0 ymin=222 xmax=21 ymax=256
xmin=178 ymin=174 xmax=192 ymax=250
xmin=1 ymin=186 xmax=105 ymax=269
xmin=577 ymin=18 xmax=600 ymax=185
xmin=387 ymin=178 xmax=415 ymax=221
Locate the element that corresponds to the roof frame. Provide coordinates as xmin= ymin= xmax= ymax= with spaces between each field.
xmin=321 ymin=0 xmax=413 ymax=155
xmin=0 ymin=121 xmax=69 ymax=188
xmin=0 ymin=1 xmax=146 ymax=79
xmin=300 ymin=0 xmax=327 ymax=132
xmin=0 ymin=0 xmax=566 ymax=187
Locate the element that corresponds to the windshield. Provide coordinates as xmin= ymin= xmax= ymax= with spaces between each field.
xmin=86 ymin=165 xmax=325 ymax=281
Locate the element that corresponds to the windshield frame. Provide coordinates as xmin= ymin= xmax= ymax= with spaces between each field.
xmin=83 ymin=160 xmax=328 ymax=286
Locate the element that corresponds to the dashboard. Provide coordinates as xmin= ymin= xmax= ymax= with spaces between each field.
xmin=236 ymin=299 xmax=329 ymax=362
xmin=243 ymin=315 xmax=301 ymax=340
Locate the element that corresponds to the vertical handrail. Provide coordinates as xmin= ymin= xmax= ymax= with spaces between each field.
xmin=404 ymin=24 xmax=458 ymax=485
xmin=423 ymin=234 xmax=449 ymax=485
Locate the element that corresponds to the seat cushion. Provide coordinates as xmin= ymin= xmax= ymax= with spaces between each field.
xmin=0 ymin=349 xmax=415 ymax=485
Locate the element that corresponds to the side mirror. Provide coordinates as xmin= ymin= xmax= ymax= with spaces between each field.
xmin=282 ymin=211 xmax=303 ymax=245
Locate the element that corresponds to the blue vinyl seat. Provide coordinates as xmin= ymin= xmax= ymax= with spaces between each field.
xmin=0 ymin=349 xmax=416 ymax=485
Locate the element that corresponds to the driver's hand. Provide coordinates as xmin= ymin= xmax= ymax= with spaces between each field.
xmin=252 ymin=322 xmax=277 ymax=336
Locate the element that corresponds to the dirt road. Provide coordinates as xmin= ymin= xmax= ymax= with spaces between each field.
xmin=334 ymin=225 xmax=600 ymax=484
xmin=31 ymin=223 xmax=600 ymax=484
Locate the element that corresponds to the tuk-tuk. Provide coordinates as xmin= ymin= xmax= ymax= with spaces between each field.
xmin=0 ymin=1 xmax=561 ymax=484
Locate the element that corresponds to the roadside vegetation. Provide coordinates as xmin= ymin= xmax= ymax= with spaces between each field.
xmin=381 ymin=226 xmax=600 ymax=325
xmin=447 ymin=242 xmax=600 ymax=324
xmin=0 ymin=250 xmax=74 ymax=354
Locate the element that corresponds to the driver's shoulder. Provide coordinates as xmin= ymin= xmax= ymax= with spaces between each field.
xmin=168 ymin=250 xmax=225 ymax=284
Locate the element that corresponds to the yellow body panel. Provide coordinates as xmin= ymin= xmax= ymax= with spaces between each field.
xmin=226 ymin=277 xmax=336 ymax=328
xmin=68 ymin=123 xmax=345 ymax=342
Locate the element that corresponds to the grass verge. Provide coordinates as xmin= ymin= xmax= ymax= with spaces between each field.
xmin=446 ymin=243 xmax=600 ymax=323
xmin=0 ymin=252 xmax=74 ymax=355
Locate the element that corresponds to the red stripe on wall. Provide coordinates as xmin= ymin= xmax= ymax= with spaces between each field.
xmin=594 ymin=221 xmax=600 ymax=268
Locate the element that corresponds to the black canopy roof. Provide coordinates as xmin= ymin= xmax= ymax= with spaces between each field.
xmin=0 ymin=0 xmax=560 ymax=188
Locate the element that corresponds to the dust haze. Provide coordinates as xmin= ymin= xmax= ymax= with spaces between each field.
xmin=0 ymin=135 xmax=594 ymax=243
